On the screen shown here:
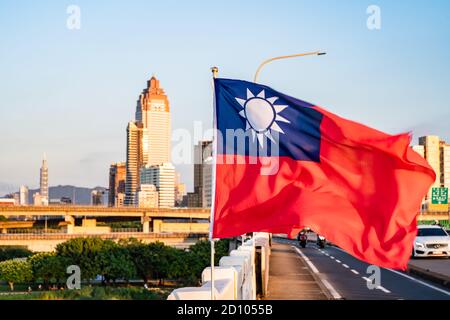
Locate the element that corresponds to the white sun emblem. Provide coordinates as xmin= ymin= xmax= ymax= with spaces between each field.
xmin=235 ymin=89 xmax=290 ymax=147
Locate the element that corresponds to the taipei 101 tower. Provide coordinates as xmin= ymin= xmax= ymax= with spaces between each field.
xmin=40 ymin=153 xmax=49 ymax=206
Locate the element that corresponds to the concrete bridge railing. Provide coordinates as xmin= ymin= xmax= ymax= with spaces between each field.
xmin=167 ymin=232 xmax=271 ymax=300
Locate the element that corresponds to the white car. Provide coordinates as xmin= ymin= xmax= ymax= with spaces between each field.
xmin=412 ymin=225 xmax=450 ymax=258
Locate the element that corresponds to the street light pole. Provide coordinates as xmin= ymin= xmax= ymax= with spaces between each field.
xmin=254 ymin=51 xmax=326 ymax=83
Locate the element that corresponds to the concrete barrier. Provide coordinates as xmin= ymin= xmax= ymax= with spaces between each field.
xmin=167 ymin=232 xmax=271 ymax=300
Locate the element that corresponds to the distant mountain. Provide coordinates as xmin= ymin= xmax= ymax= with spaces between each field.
xmin=27 ymin=185 xmax=107 ymax=205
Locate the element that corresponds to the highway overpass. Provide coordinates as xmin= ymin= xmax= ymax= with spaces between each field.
xmin=0 ymin=232 xmax=208 ymax=252
xmin=0 ymin=205 xmax=210 ymax=219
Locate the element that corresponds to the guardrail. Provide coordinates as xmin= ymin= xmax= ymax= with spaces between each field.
xmin=167 ymin=232 xmax=271 ymax=300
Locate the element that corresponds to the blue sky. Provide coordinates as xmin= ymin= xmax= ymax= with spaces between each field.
xmin=0 ymin=0 xmax=449 ymax=194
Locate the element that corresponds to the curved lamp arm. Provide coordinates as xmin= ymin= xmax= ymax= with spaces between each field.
xmin=254 ymin=51 xmax=326 ymax=83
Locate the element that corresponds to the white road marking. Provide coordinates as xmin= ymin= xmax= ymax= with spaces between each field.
xmin=293 ymin=246 xmax=342 ymax=300
xmin=387 ymin=269 xmax=450 ymax=297
xmin=342 ymin=264 xmax=349 ymax=268
xmin=330 ymin=256 xmax=335 ymax=259
xmin=331 ymin=246 xmax=450 ymax=296
xmin=361 ymin=277 xmax=391 ymax=294
xmin=335 ymin=259 xmax=341 ymax=263
xmin=351 ymin=269 xmax=359 ymax=275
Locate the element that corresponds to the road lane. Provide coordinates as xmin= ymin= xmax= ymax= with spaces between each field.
xmin=275 ymin=238 xmax=450 ymax=300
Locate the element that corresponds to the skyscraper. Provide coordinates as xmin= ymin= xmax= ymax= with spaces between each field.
xmin=136 ymin=76 xmax=171 ymax=166
xmin=124 ymin=76 xmax=171 ymax=206
xmin=40 ymin=154 xmax=49 ymax=206
xmin=109 ymin=162 xmax=126 ymax=207
xmin=187 ymin=140 xmax=213 ymax=207
xmin=124 ymin=122 xmax=144 ymax=206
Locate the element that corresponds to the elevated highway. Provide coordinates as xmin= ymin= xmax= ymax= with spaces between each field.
xmin=0 ymin=205 xmax=210 ymax=219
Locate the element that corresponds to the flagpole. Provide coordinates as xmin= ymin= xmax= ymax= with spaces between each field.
xmin=209 ymin=66 xmax=219 ymax=300
xmin=253 ymin=51 xmax=326 ymax=83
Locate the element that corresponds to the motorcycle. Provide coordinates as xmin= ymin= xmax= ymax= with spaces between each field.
xmin=317 ymin=235 xmax=326 ymax=248
xmin=298 ymin=232 xmax=308 ymax=248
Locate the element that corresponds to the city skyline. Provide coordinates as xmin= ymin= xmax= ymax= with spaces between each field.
xmin=1 ymin=1 xmax=450 ymax=195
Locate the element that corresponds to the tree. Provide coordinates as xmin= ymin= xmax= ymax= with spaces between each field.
xmin=0 ymin=247 xmax=33 ymax=262
xmin=123 ymin=241 xmax=154 ymax=283
xmin=0 ymin=259 xmax=33 ymax=291
xmin=183 ymin=239 xmax=231 ymax=284
xmin=96 ymin=242 xmax=136 ymax=284
xmin=29 ymin=253 xmax=66 ymax=288
xmin=55 ymin=237 xmax=105 ymax=281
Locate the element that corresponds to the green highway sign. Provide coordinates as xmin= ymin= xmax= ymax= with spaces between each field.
xmin=431 ymin=187 xmax=448 ymax=205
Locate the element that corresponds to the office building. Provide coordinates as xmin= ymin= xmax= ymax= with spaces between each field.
xmin=33 ymin=192 xmax=42 ymax=206
xmin=202 ymin=156 xmax=213 ymax=208
xmin=187 ymin=140 xmax=213 ymax=207
xmin=440 ymin=141 xmax=450 ymax=190
xmin=109 ymin=162 xmax=126 ymax=207
xmin=136 ymin=184 xmax=159 ymax=208
xmin=413 ymin=136 xmax=450 ymax=200
xmin=124 ymin=75 xmax=172 ymax=206
xmin=124 ymin=122 xmax=144 ymax=206
xmin=135 ymin=76 xmax=171 ymax=166
xmin=175 ymin=173 xmax=186 ymax=206
xmin=19 ymin=185 xmax=29 ymax=205
xmin=140 ymin=163 xmax=175 ymax=208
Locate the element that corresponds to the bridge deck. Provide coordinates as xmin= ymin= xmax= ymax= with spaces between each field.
xmin=264 ymin=242 xmax=328 ymax=300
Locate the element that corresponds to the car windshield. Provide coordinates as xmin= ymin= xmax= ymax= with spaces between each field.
xmin=417 ymin=228 xmax=448 ymax=237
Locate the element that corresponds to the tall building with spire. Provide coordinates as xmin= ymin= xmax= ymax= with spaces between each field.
xmin=124 ymin=76 xmax=172 ymax=206
xmin=40 ymin=153 xmax=49 ymax=206
xmin=136 ymin=76 xmax=171 ymax=165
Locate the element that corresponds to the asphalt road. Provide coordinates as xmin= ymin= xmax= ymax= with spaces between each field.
xmin=275 ymin=238 xmax=450 ymax=300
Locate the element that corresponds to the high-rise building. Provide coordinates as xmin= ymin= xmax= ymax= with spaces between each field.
xmin=174 ymin=173 xmax=186 ymax=207
xmin=124 ymin=76 xmax=171 ymax=206
xmin=440 ymin=141 xmax=450 ymax=190
xmin=202 ymin=156 xmax=213 ymax=208
xmin=414 ymin=136 xmax=450 ymax=200
xmin=418 ymin=136 xmax=440 ymax=189
xmin=124 ymin=122 xmax=144 ymax=206
xmin=19 ymin=185 xmax=29 ymax=205
xmin=40 ymin=154 xmax=49 ymax=206
xmin=136 ymin=184 xmax=159 ymax=208
xmin=187 ymin=140 xmax=213 ymax=207
xmin=109 ymin=162 xmax=126 ymax=207
xmin=140 ymin=163 xmax=175 ymax=208
xmin=135 ymin=76 xmax=171 ymax=166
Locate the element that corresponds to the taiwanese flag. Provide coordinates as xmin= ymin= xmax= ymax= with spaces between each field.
xmin=211 ymin=78 xmax=435 ymax=270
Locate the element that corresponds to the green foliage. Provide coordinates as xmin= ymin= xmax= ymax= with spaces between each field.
xmin=0 ymin=247 xmax=33 ymax=262
xmin=0 ymin=237 xmax=231 ymax=292
xmin=0 ymin=259 xmax=33 ymax=291
xmin=96 ymin=242 xmax=136 ymax=283
xmin=55 ymin=237 xmax=106 ymax=281
xmin=29 ymin=252 xmax=66 ymax=286
xmin=36 ymin=286 xmax=170 ymax=300
xmin=0 ymin=216 xmax=6 ymax=221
